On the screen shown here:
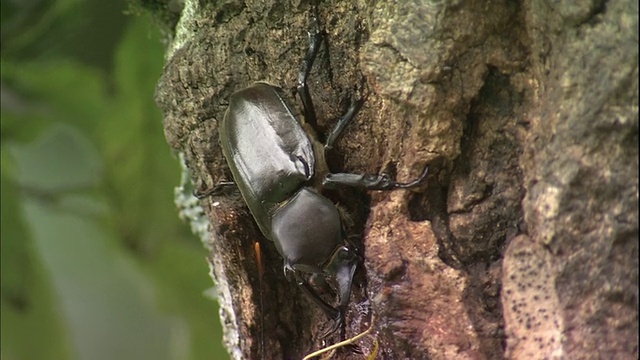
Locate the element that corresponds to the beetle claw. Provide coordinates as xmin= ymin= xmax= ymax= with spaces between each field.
xmin=390 ymin=164 xmax=430 ymax=189
xmin=320 ymin=314 xmax=344 ymax=339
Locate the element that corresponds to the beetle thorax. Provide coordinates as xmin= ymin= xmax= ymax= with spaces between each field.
xmin=271 ymin=187 xmax=343 ymax=269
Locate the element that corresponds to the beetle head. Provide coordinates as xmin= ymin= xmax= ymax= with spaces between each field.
xmin=324 ymin=244 xmax=358 ymax=313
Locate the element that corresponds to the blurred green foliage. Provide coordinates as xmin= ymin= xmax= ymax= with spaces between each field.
xmin=1 ymin=0 xmax=227 ymax=359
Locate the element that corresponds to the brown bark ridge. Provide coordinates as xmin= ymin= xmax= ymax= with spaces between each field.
xmin=154 ymin=0 xmax=638 ymax=359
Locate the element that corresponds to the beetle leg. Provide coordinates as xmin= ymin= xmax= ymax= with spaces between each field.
xmin=323 ymin=165 xmax=429 ymax=191
xmin=291 ymin=270 xmax=341 ymax=322
xmin=324 ymin=97 xmax=364 ymax=150
xmin=193 ymin=181 xmax=236 ymax=198
xmin=297 ymin=12 xmax=324 ymax=131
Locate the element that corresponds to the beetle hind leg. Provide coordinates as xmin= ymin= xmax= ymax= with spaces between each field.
xmin=193 ymin=181 xmax=236 ymax=199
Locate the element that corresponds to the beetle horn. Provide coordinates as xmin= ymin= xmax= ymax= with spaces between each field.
xmin=336 ymin=258 xmax=357 ymax=311
xmin=328 ymin=246 xmax=358 ymax=316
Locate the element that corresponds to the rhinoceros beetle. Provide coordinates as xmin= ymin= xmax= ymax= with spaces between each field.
xmin=203 ymin=15 xmax=429 ymax=337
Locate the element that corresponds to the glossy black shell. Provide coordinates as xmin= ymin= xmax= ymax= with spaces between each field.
xmin=219 ymin=82 xmax=318 ymax=241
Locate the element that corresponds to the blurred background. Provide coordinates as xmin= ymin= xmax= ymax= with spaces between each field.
xmin=1 ymin=0 xmax=228 ymax=359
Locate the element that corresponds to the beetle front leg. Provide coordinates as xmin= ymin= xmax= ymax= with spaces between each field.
xmin=289 ymin=270 xmax=342 ymax=328
xmin=323 ymin=165 xmax=429 ymax=191
xmin=324 ymin=97 xmax=364 ymax=150
xmin=297 ymin=12 xmax=324 ymax=131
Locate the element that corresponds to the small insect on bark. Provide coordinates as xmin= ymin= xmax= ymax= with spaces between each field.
xmin=199 ymin=10 xmax=429 ymax=340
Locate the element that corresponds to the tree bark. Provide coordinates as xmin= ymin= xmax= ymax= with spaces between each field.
xmin=154 ymin=0 xmax=638 ymax=359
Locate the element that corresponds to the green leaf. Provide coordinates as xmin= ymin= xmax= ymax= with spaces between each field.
xmin=8 ymin=124 xmax=102 ymax=193
xmin=6 ymin=125 xmax=185 ymax=360
xmin=1 ymin=58 xmax=108 ymax=143
xmin=1 ymin=160 xmax=73 ymax=360
xmin=98 ymin=14 xmax=180 ymax=253
xmin=1 ymin=8 xmax=225 ymax=360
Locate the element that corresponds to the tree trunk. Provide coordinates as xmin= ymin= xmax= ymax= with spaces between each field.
xmin=154 ymin=0 xmax=638 ymax=359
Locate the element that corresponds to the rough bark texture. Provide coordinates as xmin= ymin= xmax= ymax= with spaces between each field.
xmin=154 ymin=0 xmax=638 ymax=359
